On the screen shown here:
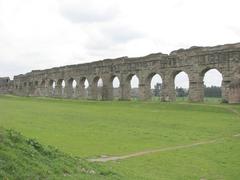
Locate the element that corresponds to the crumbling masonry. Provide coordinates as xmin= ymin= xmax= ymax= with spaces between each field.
xmin=0 ymin=43 xmax=240 ymax=103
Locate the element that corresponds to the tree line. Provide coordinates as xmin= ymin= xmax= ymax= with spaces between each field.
xmin=153 ymin=83 xmax=222 ymax=97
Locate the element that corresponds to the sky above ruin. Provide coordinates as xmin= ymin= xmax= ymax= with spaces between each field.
xmin=0 ymin=0 xmax=240 ymax=87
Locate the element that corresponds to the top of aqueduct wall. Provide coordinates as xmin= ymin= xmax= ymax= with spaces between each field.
xmin=12 ymin=42 xmax=240 ymax=80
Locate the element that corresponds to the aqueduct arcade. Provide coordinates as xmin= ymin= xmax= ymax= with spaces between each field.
xmin=1 ymin=43 xmax=240 ymax=103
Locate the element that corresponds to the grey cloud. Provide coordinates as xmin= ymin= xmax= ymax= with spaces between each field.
xmin=0 ymin=51 xmax=60 ymax=78
xmin=59 ymin=2 xmax=118 ymax=23
xmin=103 ymin=26 xmax=145 ymax=43
xmin=0 ymin=60 xmax=30 ymax=79
xmin=229 ymin=26 xmax=240 ymax=37
xmin=86 ymin=26 xmax=144 ymax=48
xmin=84 ymin=37 xmax=121 ymax=58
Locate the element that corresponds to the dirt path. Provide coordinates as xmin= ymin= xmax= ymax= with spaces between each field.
xmin=89 ymin=104 xmax=240 ymax=163
xmin=176 ymin=101 xmax=240 ymax=114
xmin=225 ymin=107 xmax=240 ymax=117
xmin=88 ymin=134 xmax=240 ymax=163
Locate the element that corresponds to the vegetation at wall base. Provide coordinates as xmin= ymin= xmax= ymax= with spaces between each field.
xmin=0 ymin=127 xmax=119 ymax=179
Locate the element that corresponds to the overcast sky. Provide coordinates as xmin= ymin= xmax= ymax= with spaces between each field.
xmin=0 ymin=0 xmax=240 ymax=87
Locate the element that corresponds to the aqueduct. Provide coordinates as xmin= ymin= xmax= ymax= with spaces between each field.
xmin=1 ymin=43 xmax=240 ymax=103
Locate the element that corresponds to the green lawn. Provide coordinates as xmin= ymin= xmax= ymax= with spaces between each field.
xmin=0 ymin=95 xmax=240 ymax=179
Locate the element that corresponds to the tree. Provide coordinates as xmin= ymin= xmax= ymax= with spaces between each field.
xmin=153 ymin=83 xmax=161 ymax=96
xmin=176 ymin=87 xmax=188 ymax=97
xmin=204 ymin=86 xmax=221 ymax=97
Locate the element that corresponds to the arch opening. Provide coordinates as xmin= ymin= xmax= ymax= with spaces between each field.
xmin=55 ymin=79 xmax=65 ymax=96
xmin=80 ymin=77 xmax=89 ymax=98
xmin=174 ymin=71 xmax=189 ymax=101
xmin=112 ymin=76 xmax=120 ymax=88
xmin=48 ymin=80 xmax=55 ymax=96
xmin=49 ymin=80 xmax=55 ymax=87
xmin=203 ymin=68 xmax=223 ymax=102
xmin=56 ymin=79 xmax=65 ymax=88
xmin=93 ymin=76 xmax=103 ymax=100
xmin=150 ymin=73 xmax=163 ymax=100
xmin=72 ymin=80 xmax=77 ymax=89
xmin=129 ymin=74 xmax=139 ymax=100
xmin=61 ymin=80 xmax=65 ymax=96
xmin=61 ymin=80 xmax=65 ymax=88
xmin=84 ymin=79 xmax=89 ymax=89
xmin=80 ymin=77 xmax=89 ymax=89
xmin=97 ymin=78 xmax=103 ymax=87
xmin=52 ymin=81 xmax=56 ymax=89
xmin=68 ymin=78 xmax=77 ymax=89
xmin=112 ymin=76 xmax=120 ymax=99
xmin=56 ymin=79 xmax=62 ymax=86
xmin=66 ymin=78 xmax=77 ymax=98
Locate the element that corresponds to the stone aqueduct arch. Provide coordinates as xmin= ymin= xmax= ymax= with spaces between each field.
xmin=1 ymin=43 xmax=240 ymax=103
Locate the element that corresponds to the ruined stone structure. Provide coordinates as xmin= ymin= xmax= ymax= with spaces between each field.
xmin=229 ymin=80 xmax=240 ymax=103
xmin=1 ymin=43 xmax=240 ymax=103
xmin=0 ymin=77 xmax=12 ymax=94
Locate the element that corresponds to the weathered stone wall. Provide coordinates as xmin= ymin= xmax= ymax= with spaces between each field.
xmin=0 ymin=77 xmax=12 ymax=94
xmin=1 ymin=43 xmax=240 ymax=103
xmin=228 ymin=80 xmax=240 ymax=103
xmin=228 ymin=66 xmax=240 ymax=103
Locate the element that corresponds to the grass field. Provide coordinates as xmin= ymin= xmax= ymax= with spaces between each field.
xmin=0 ymin=95 xmax=240 ymax=179
xmin=0 ymin=128 xmax=118 ymax=179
